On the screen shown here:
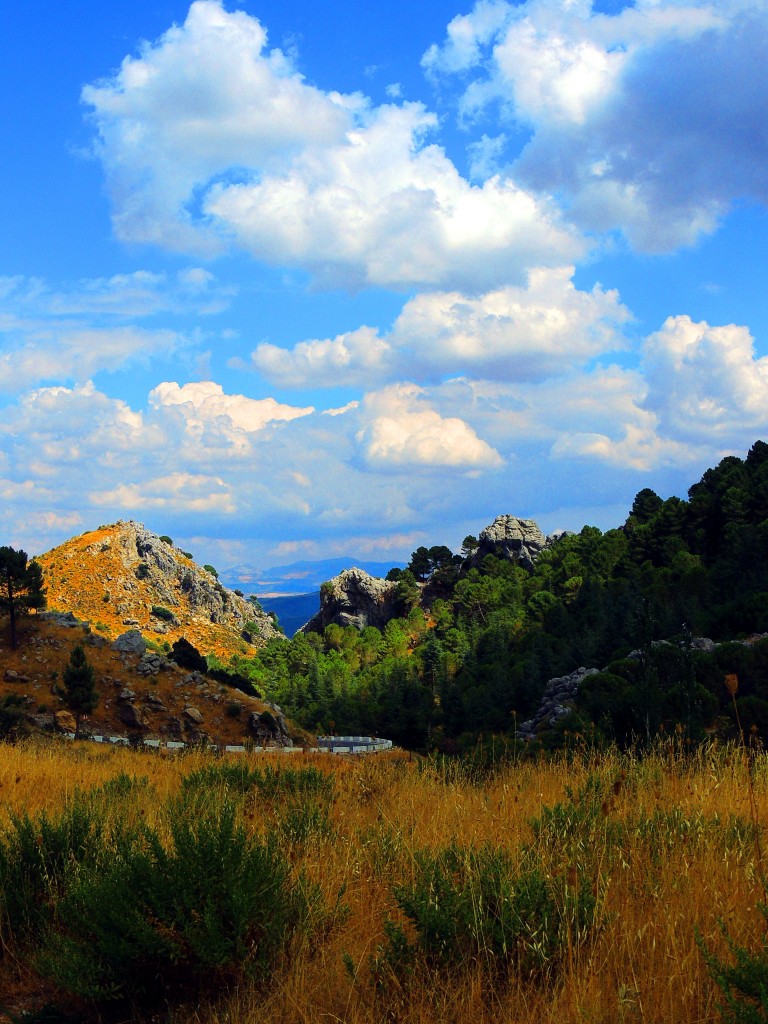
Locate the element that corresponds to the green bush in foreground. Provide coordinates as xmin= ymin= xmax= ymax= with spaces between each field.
xmin=0 ymin=798 xmax=103 ymax=944
xmin=380 ymin=842 xmax=597 ymax=983
xmin=37 ymin=797 xmax=302 ymax=1004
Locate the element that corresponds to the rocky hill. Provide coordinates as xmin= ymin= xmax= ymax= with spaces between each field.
xmin=37 ymin=522 xmax=281 ymax=658
xmin=0 ymin=614 xmax=296 ymax=747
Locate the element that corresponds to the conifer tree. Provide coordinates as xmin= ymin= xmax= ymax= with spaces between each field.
xmin=0 ymin=546 xmax=46 ymax=649
xmin=63 ymin=644 xmax=97 ymax=738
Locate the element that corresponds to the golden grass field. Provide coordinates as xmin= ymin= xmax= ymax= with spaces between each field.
xmin=1 ymin=738 xmax=767 ymax=1023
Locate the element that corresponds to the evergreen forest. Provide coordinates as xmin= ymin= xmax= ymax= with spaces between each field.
xmin=214 ymin=441 xmax=768 ymax=751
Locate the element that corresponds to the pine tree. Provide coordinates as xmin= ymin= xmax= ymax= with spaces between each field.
xmin=0 ymin=546 xmax=46 ymax=649
xmin=63 ymin=644 xmax=97 ymax=738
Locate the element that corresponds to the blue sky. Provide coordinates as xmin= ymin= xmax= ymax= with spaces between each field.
xmin=2 ymin=0 xmax=768 ymax=571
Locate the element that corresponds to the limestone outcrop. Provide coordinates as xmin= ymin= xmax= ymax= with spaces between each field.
xmin=301 ymin=568 xmax=400 ymax=633
xmin=473 ymin=515 xmax=552 ymax=569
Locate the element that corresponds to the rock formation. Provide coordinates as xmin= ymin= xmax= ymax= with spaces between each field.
xmin=301 ymin=568 xmax=400 ymax=633
xmin=517 ymin=667 xmax=599 ymax=739
xmin=473 ymin=515 xmax=553 ymax=570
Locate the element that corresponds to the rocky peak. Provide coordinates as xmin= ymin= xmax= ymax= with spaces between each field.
xmin=474 ymin=515 xmax=551 ymax=569
xmin=38 ymin=521 xmax=281 ymax=657
xmin=302 ymin=568 xmax=399 ymax=633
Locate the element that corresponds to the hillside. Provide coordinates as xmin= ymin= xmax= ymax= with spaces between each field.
xmin=37 ymin=521 xmax=281 ymax=659
xmin=219 ymin=440 xmax=768 ymax=750
xmin=0 ymin=615 xmax=297 ymax=747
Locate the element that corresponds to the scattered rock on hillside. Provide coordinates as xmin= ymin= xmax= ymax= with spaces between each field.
xmin=112 ymin=630 xmax=146 ymax=656
xmin=518 ymin=667 xmax=599 ymax=739
xmin=54 ymin=710 xmax=77 ymax=733
xmin=302 ymin=568 xmax=399 ymax=633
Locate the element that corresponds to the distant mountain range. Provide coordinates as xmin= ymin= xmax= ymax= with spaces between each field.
xmin=219 ymin=558 xmax=406 ymax=597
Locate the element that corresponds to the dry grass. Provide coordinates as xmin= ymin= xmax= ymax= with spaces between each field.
xmin=1 ymin=740 xmax=766 ymax=1023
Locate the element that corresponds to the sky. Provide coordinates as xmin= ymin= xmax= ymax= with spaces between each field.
xmin=2 ymin=0 xmax=768 ymax=571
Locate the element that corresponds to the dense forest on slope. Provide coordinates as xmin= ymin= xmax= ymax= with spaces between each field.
xmin=213 ymin=441 xmax=768 ymax=751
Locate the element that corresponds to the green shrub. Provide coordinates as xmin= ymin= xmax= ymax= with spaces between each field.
xmin=698 ymin=906 xmax=768 ymax=1023
xmin=381 ymin=843 xmax=597 ymax=981
xmin=159 ymin=536 xmax=173 ymax=546
xmin=181 ymin=763 xmax=334 ymax=803
xmin=134 ymin=562 xmax=149 ymax=580
xmin=0 ymin=798 xmax=104 ymax=944
xmin=37 ymin=798 xmax=304 ymax=1005
xmin=150 ymin=605 xmax=174 ymax=623
xmin=203 ymin=564 xmax=219 ymax=578
xmin=0 ymin=694 xmax=28 ymax=741
xmin=170 ymin=636 xmax=207 ymax=673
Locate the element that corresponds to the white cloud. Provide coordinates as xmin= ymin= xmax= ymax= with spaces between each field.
xmin=355 ymin=383 xmax=504 ymax=470
xmin=149 ymin=381 xmax=314 ymax=437
xmin=0 ymin=327 xmax=182 ymax=393
xmin=253 ymin=327 xmax=389 ymax=388
xmin=641 ymin=315 xmax=768 ymax=444
xmin=252 ymin=266 xmax=629 ymax=387
xmin=82 ymin=0 xmax=581 ymax=288
xmin=426 ymin=0 xmax=768 ymax=251
xmin=91 ymin=473 xmax=236 ymax=514
xmin=0 ymin=268 xmax=236 ymax=395
xmin=0 ymin=268 xmax=233 ymax=319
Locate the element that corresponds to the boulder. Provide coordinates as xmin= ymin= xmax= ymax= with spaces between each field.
xmin=137 ymin=652 xmax=170 ymax=676
xmin=118 ymin=703 xmax=147 ymax=729
xmin=39 ymin=611 xmax=88 ymax=629
xmin=248 ymin=708 xmax=293 ymax=747
xmin=117 ymin=688 xmax=137 ymax=702
xmin=54 ymin=709 xmax=77 ymax=733
xmin=518 ymin=667 xmax=599 ymax=739
xmin=183 ymin=706 xmax=203 ymax=724
xmin=111 ymin=630 xmax=146 ymax=656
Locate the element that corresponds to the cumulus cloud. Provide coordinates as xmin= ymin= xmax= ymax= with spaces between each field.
xmin=641 ymin=315 xmax=768 ymax=444
xmin=149 ymin=381 xmax=313 ymax=437
xmin=355 ymin=383 xmax=504 ymax=470
xmin=425 ymin=0 xmax=768 ymax=251
xmin=82 ymin=0 xmax=581 ymax=289
xmin=252 ymin=266 xmax=629 ymax=387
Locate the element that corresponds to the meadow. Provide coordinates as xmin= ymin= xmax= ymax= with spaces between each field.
xmin=1 ymin=738 xmax=767 ymax=1024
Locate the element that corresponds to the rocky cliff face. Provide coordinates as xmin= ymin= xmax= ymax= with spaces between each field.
xmin=38 ymin=521 xmax=281 ymax=657
xmin=473 ymin=515 xmax=553 ymax=569
xmin=301 ymin=568 xmax=400 ymax=633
